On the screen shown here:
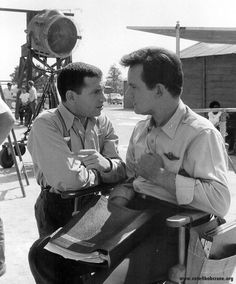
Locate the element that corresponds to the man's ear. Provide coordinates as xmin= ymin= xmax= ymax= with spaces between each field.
xmin=65 ymin=90 xmax=75 ymax=102
xmin=155 ymin=83 xmax=165 ymax=97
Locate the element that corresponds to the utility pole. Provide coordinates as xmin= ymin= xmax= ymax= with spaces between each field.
xmin=175 ymin=21 xmax=180 ymax=58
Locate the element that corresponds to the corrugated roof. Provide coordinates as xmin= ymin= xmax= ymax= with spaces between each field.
xmin=180 ymin=42 xmax=236 ymax=58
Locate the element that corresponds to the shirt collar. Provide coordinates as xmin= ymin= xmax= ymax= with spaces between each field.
xmin=161 ymin=100 xmax=186 ymax=139
xmin=147 ymin=100 xmax=186 ymax=139
xmin=57 ymin=103 xmax=97 ymax=131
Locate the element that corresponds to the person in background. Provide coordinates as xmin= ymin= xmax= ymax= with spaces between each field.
xmin=28 ymin=80 xmax=37 ymax=125
xmin=0 ymin=97 xmax=15 ymax=276
xmin=3 ymin=83 xmax=13 ymax=109
xmin=18 ymin=87 xmax=30 ymax=126
xmin=226 ymin=112 xmax=236 ymax=155
xmin=208 ymin=100 xmax=222 ymax=130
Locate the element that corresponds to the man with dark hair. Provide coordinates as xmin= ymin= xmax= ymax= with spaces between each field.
xmin=28 ymin=61 xmax=126 ymax=237
xmin=28 ymin=62 xmax=126 ymax=284
xmin=111 ymin=47 xmax=229 ymax=215
xmin=207 ymin=101 xmax=222 ymax=131
xmin=107 ymin=47 xmax=230 ymax=283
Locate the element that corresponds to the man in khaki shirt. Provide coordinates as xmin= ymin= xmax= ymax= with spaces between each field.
xmin=27 ymin=62 xmax=126 ymax=237
xmin=106 ymin=47 xmax=230 ymax=283
xmin=28 ymin=62 xmax=126 ymax=283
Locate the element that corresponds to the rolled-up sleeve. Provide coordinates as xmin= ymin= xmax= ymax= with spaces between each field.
xmin=176 ymin=130 xmax=230 ymax=217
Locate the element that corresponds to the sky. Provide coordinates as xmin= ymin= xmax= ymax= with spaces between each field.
xmin=1 ymin=0 xmax=236 ymax=84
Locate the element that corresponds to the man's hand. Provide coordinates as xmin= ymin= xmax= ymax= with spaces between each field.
xmin=78 ymin=149 xmax=111 ymax=172
xmin=136 ymin=152 xmax=164 ymax=182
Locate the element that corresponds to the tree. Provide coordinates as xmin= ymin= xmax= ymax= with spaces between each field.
xmin=9 ymin=66 xmax=20 ymax=85
xmin=9 ymin=64 xmax=48 ymax=92
xmin=105 ymin=64 xmax=123 ymax=94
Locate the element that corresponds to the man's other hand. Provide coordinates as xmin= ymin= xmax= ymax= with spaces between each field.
xmin=136 ymin=152 xmax=164 ymax=182
xmin=78 ymin=149 xmax=111 ymax=172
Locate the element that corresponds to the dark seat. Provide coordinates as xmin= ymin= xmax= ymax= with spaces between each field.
xmin=60 ymin=182 xmax=120 ymax=215
xmin=61 ymin=187 xmax=236 ymax=284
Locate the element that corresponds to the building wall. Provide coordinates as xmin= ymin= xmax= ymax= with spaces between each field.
xmin=181 ymin=54 xmax=236 ymax=109
xmin=206 ymin=55 xmax=236 ymax=108
xmin=181 ymin=57 xmax=205 ymax=108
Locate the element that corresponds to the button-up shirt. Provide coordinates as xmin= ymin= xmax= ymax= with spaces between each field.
xmin=27 ymin=103 xmax=126 ymax=192
xmin=28 ymin=86 xmax=37 ymax=102
xmin=20 ymin=92 xmax=30 ymax=105
xmin=124 ymin=100 xmax=230 ymax=217
xmin=3 ymin=88 xmax=13 ymax=100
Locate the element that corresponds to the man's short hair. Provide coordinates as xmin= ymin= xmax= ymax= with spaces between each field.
xmin=28 ymin=80 xmax=34 ymax=86
xmin=120 ymin=47 xmax=183 ymax=97
xmin=209 ymin=101 xmax=220 ymax=108
xmin=7 ymin=83 xmax=12 ymax=87
xmin=57 ymin=62 xmax=103 ymax=102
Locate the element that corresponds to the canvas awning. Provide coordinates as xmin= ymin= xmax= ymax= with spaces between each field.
xmin=127 ymin=26 xmax=236 ymax=44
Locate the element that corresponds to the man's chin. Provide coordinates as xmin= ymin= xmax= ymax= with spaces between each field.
xmin=134 ymin=106 xmax=142 ymax=114
xmin=94 ymin=109 xmax=102 ymax=116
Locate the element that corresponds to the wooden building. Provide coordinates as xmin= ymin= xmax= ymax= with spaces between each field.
xmin=180 ymin=42 xmax=236 ymax=109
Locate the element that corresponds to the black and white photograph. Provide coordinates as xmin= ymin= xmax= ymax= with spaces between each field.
xmin=1 ymin=0 xmax=236 ymax=283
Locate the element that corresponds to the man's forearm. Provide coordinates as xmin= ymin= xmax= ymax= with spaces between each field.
xmin=100 ymin=158 xmax=126 ymax=183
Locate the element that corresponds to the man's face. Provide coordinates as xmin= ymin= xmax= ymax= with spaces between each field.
xmin=126 ymin=64 xmax=155 ymax=115
xmin=72 ymin=76 xmax=105 ymax=118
